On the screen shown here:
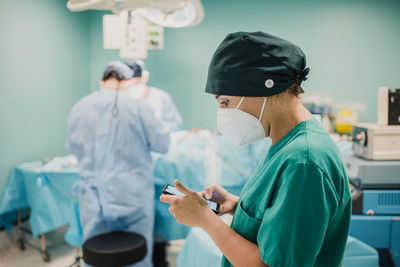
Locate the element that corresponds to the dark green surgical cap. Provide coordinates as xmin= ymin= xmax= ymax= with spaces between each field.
xmin=205 ymin=31 xmax=310 ymax=97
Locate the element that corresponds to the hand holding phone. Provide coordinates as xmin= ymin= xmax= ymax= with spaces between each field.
xmin=202 ymin=184 xmax=239 ymax=216
xmin=163 ymin=184 xmax=220 ymax=214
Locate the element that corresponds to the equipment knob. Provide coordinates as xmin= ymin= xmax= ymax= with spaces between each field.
xmin=359 ymin=131 xmax=367 ymax=146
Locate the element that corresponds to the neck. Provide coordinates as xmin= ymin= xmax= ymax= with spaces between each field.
xmin=266 ymin=97 xmax=313 ymax=146
xmin=101 ymin=79 xmax=123 ymax=91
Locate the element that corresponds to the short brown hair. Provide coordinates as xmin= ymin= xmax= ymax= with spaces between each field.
xmin=286 ymin=82 xmax=304 ymax=97
xmin=102 ymin=71 xmax=124 ymax=81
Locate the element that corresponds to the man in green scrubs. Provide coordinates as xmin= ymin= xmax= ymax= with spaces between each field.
xmin=160 ymin=31 xmax=351 ymax=267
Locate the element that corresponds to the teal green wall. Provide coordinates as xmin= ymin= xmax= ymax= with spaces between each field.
xmin=0 ymin=1 xmax=90 ymax=194
xmin=88 ymin=0 xmax=400 ymax=130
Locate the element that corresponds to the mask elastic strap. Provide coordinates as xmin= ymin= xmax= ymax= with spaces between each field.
xmin=258 ymin=97 xmax=267 ymax=122
xmin=234 ymin=97 xmax=245 ymax=111
xmin=226 ymin=97 xmax=245 ymax=124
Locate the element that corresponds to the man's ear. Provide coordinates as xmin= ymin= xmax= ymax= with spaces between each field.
xmin=141 ymin=71 xmax=149 ymax=84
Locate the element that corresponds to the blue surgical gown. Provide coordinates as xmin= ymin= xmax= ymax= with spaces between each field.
xmin=129 ymin=86 xmax=183 ymax=132
xmin=66 ymin=88 xmax=170 ymax=267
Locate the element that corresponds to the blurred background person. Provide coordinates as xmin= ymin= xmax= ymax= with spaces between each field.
xmin=66 ymin=61 xmax=170 ymax=267
xmin=125 ymin=59 xmax=183 ymax=132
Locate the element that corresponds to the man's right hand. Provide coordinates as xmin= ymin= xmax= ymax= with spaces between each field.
xmin=201 ymin=184 xmax=239 ymax=216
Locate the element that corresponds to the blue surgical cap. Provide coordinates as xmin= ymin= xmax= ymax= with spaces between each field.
xmin=125 ymin=59 xmax=146 ymax=78
xmin=103 ymin=61 xmax=134 ymax=80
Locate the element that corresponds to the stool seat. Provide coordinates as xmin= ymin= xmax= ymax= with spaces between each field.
xmin=83 ymin=231 xmax=147 ymax=267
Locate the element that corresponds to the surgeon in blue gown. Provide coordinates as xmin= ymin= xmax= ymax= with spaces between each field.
xmin=66 ymin=61 xmax=170 ymax=267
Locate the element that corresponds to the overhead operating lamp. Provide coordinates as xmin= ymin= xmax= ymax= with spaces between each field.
xmin=67 ymin=0 xmax=205 ymax=58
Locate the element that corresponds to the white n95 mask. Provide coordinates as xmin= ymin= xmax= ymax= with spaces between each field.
xmin=217 ymin=97 xmax=267 ymax=146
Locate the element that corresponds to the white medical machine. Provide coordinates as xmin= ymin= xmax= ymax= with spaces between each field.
xmin=352 ymin=87 xmax=400 ymax=160
xmin=352 ymin=123 xmax=400 ymax=160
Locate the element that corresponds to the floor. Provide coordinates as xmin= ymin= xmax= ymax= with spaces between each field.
xmin=0 ymin=223 xmax=182 ymax=267
xmin=0 ymin=225 xmax=77 ymax=267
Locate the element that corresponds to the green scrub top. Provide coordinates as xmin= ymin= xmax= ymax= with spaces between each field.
xmin=221 ymin=119 xmax=351 ymax=267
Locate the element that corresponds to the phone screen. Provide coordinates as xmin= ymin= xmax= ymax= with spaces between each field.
xmin=164 ymin=185 xmax=186 ymax=196
xmin=163 ymin=184 xmax=219 ymax=214
xmin=206 ymin=200 xmax=218 ymax=210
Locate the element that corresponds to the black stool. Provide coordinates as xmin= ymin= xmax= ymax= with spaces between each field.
xmin=153 ymin=234 xmax=169 ymax=267
xmin=83 ymin=231 xmax=147 ymax=267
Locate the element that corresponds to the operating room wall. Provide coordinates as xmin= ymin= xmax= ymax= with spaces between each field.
xmin=0 ymin=1 xmax=90 ymax=195
xmin=88 ymin=0 xmax=400 ymax=130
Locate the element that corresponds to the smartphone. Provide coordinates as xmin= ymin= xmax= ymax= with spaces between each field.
xmin=162 ymin=184 xmax=220 ymax=214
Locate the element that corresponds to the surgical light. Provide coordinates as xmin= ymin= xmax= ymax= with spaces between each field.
xmin=67 ymin=0 xmax=204 ymax=58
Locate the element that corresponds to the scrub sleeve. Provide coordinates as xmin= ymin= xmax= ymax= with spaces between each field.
xmin=256 ymin=162 xmax=338 ymax=266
